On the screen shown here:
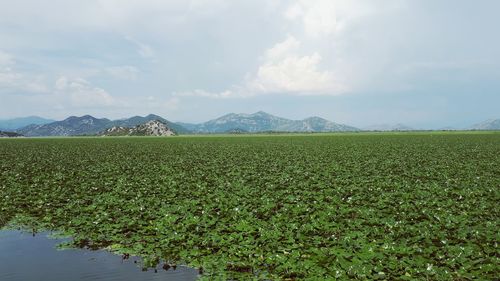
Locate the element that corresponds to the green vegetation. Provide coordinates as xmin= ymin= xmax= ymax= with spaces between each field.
xmin=0 ymin=132 xmax=499 ymax=279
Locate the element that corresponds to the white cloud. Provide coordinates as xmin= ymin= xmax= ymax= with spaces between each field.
xmin=105 ymin=65 xmax=139 ymax=80
xmin=250 ymin=36 xmax=346 ymax=95
xmin=0 ymin=69 xmax=48 ymax=93
xmin=265 ymin=35 xmax=300 ymax=61
xmin=175 ymin=35 xmax=346 ymax=98
xmin=54 ymin=76 xmax=116 ymax=107
xmin=0 ymin=51 xmax=49 ymax=93
xmin=250 ymin=52 xmax=342 ymax=94
xmin=285 ymin=0 xmax=337 ymax=37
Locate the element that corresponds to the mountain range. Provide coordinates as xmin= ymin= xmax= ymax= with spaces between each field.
xmin=362 ymin=123 xmax=415 ymax=131
xmin=16 ymin=114 xmax=186 ymax=137
xmin=469 ymin=119 xmax=500 ymax=130
xmin=0 ymin=116 xmax=55 ymax=131
xmin=13 ymin=112 xmax=360 ymax=137
xmin=2 ymin=112 xmax=499 ymax=137
xmin=178 ymin=111 xmax=358 ymax=133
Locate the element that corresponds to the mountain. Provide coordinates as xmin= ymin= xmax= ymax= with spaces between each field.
xmin=112 ymin=114 xmax=188 ymax=134
xmin=99 ymin=120 xmax=176 ymax=136
xmin=180 ymin=111 xmax=359 ymax=133
xmin=17 ymin=115 xmax=111 ymax=136
xmin=362 ymin=123 xmax=414 ymax=131
xmin=0 ymin=116 xmax=55 ymax=131
xmin=0 ymin=131 xmax=24 ymax=138
xmin=469 ymin=119 xmax=500 ymax=130
xmin=17 ymin=114 xmax=188 ymax=137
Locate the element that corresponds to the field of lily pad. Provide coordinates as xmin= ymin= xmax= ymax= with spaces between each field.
xmin=0 ymin=132 xmax=499 ymax=279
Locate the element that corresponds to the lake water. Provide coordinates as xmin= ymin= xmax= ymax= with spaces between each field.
xmin=0 ymin=230 xmax=199 ymax=281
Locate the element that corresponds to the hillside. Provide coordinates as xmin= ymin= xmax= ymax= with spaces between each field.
xmin=180 ymin=111 xmax=359 ymax=133
xmin=17 ymin=115 xmax=111 ymax=136
xmin=469 ymin=119 xmax=500 ymax=130
xmin=112 ymin=114 xmax=188 ymax=134
xmin=363 ymin=123 xmax=415 ymax=131
xmin=99 ymin=120 xmax=175 ymax=136
xmin=17 ymin=115 xmax=186 ymax=137
xmin=0 ymin=131 xmax=24 ymax=138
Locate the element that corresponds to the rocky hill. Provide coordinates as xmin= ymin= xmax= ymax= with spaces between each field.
xmin=99 ymin=120 xmax=176 ymax=136
xmin=0 ymin=131 xmax=24 ymax=138
xmin=111 ymin=114 xmax=188 ymax=134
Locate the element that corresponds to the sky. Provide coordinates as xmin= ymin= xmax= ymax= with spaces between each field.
xmin=0 ymin=0 xmax=499 ymax=128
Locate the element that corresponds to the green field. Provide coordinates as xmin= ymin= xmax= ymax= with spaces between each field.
xmin=0 ymin=132 xmax=499 ymax=279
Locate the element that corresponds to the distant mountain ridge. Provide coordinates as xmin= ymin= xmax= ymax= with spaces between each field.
xmin=179 ymin=111 xmax=359 ymax=133
xmin=363 ymin=123 xmax=414 ymax=131
xmin=469 ymin=119 xmax=500 ymax=130
xmin=0 ymin=116 xmax=55 ymax=131
xmin=17 ymin=115 xmax=111 ymax=136
xmin=11 ymin=112 xmax=499 ymax=136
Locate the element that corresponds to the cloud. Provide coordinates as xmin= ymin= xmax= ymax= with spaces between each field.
xmin=0 ymin=68 xmax=48 ymax=93
xmin=264 ymin=35 xmax=300 ymax=61
xmin=0 ymin=50 xmax=49 ymax=93
xmin=105 ymin=65 xmax=139 ymax=80
xmin=54 ymin=76 xmax=117 ymax=107
xmin=176 ymin=35 xmax=346 ymax=98
xmin=285 ymin=0 xmax=338 ymax=37
xmin=250 ymin=52 xmax=342 ymax=94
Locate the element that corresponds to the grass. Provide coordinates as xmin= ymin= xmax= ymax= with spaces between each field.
xmin=0 ymin=132 xmax=499 ymax=279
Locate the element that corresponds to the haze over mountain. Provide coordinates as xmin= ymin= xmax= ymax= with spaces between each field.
xmin=363 ymin=124 xmax=415 ymax=131
xmin=469 ymin=119 xmax=500 ymax=130
xmin=15 ymin=111 xmax=360 ymax=136
xmin=0 ymin=116 xmax=55 ymax=131
xmin=178 ymin=111 xmax=359 ymax=133
xmin=11 ymin=112 xmax=500 ymax=137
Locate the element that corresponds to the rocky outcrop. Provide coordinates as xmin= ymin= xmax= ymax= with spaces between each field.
xmin=99 ymin=120 xmax=176 ymax=136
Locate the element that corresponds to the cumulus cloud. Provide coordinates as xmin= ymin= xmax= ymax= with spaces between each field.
xmin=264 ymin=35 xmax=300 ymax=60
xmin=180 ymin=35 xmax=345 ymax=98
xmin=250 ymin=52 xmax=341 ymax=94
xmin=285 ymin=0 xmax=338 ymax=37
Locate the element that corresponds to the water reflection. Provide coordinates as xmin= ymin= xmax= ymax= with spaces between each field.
xmin=0 ymin=230 xmax=198 ymax=281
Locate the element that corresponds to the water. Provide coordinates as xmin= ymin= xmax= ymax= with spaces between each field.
xmin=0 ymin=230 xmax=199 ymax=281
